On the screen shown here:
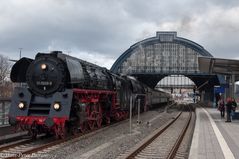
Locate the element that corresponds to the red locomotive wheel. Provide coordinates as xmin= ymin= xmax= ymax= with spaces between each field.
xmin=59 ymin=131 xmax=66 ymax=139
xmin=80 ymin=122 xmax=87 ymax=133
xmin=105 ymin=116 xmax=111 ymax=125
xmin=96 ymin=116 xmax=102 ymax=128
xmin=96 ymin=105 xmax=103 ymax=128
xmin=54 ymin=125 xmax=66 ymax=139
xmin=88 ymin=120 xmax=95 ymax=130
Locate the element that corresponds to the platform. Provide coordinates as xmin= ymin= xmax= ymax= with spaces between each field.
xmin=189 ymin=107 xmax=239 ymax=159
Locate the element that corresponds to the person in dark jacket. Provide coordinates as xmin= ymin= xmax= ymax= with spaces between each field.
xmin=232 ymin=98 xmax=237 ymax=112
xmin=226 ymin=97 xmax=232 ymax=122
xmin=231 ymin=98 xmax=237 ymax=118
xmin=218 ymin=99 xmax=225 ymax=118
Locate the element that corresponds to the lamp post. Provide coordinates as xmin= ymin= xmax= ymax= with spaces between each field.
xmin=19 ymin=48 xmax=23 ymax=59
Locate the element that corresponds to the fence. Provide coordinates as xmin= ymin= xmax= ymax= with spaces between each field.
xmin=0 ymin=98 xmax=11 ymax=126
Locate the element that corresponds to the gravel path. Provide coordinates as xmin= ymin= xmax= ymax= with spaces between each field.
xmin=36 ymin=107 xmax=179 ymax=159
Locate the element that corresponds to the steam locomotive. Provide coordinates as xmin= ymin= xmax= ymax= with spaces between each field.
xmin=9 ymin=51 xmax=171 ymax=139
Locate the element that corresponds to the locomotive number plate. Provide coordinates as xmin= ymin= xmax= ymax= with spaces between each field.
xmin=36 ymin=81 xmax=53 ymax=86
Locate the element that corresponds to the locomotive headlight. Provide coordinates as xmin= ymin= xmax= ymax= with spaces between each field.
xmin=53 ymin=103 xmax=61 ymax=110
xmin=41 ymin=63 xmax=47 ymax=70
xmin=18 ymin=102 xmax=25 ymax=109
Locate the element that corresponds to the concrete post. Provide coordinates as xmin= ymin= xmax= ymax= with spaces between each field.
xmin=137 ymin=99 xmax=140 ymax=124
xmin=129 ymin=96 xmax=132 ymax=134
xmin=2 ymin=101 xmax=5 ymax=125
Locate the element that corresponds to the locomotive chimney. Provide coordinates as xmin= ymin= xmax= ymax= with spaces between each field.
xmin=50 ymin=51 xmax=63 ymax=54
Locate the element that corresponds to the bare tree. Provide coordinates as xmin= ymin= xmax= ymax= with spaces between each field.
xmin=0 ymin=54 xmax=11 ymax=83
xmin=0 ymin=54 xmax=13 ymax=98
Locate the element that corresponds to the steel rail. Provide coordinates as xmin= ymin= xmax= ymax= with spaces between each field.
xmin=125 ymin=111 xmax=182 ymax=159
xmin=0 ymin=139 xmax=32 ymax=152
xmin=166 ymin=108 xmax=192 ymax=159
xmin=125 ymin=108 xmax=193 ymax=159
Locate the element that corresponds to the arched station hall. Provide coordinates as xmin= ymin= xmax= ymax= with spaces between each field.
xmin=110 ymin=31 xmax=226 ymax=104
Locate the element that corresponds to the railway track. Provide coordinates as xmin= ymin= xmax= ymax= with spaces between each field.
xmin=0 ymin=117 xmax=133 ymax=159
xmin=0 ymin=105 xmax=173 ymax=159
xmin=119 ymin=105 xmax=194 ymax=159
xmin=0 ymin=131 xmax=61 ymax=159
xmin=0 ymin=132 xmax=29 ymax=146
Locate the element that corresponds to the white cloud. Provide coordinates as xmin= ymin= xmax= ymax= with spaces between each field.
xmin=1 ymin=0 xmax=239 ymax=67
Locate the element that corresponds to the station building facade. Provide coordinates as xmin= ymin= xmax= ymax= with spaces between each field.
xmin=111 ymin=32 xmax=225 ymax=103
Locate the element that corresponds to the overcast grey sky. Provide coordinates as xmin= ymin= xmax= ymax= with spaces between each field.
xmin=1 ymin=0 xmax=239 ymax=68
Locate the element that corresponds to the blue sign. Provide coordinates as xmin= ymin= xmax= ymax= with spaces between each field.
xmin=214 ymin=87 xmax=225 ymax=93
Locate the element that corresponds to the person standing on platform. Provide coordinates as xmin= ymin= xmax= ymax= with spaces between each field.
xmin=232 ymin=98 xmax=237 ymax=112
xmin=226 ymin=97 xmax=232 ymax=122
xmin=231 ymin=98 xmax=237 ymax=118
xmin=218 ymin=98 xmax=225 ymax=118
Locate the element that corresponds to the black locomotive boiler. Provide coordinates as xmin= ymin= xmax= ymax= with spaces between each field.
xmin=9 ymin=51 xmax=171 ymax=139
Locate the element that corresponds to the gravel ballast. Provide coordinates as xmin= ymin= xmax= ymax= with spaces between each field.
xmin=38 ymin=107 xmax=179 ymax=159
